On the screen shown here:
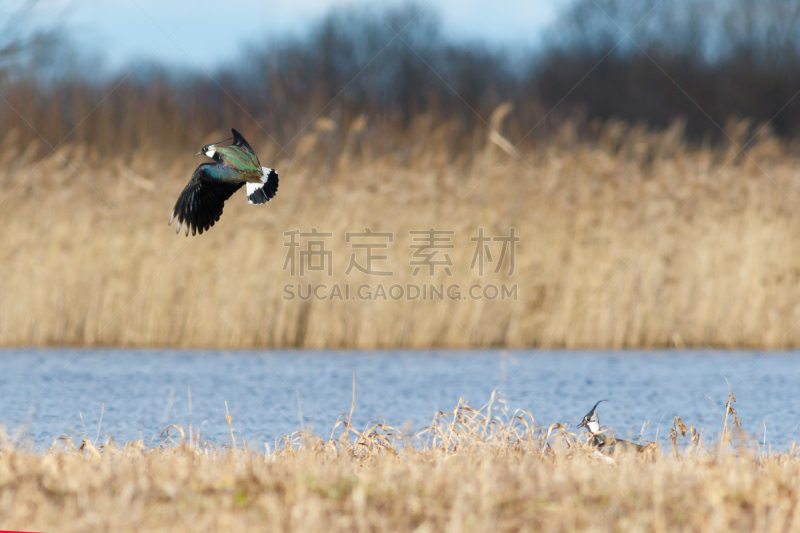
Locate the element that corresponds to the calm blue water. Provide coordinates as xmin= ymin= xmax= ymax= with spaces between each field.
xmin=0 ymin=349 xmax=796 ymax=450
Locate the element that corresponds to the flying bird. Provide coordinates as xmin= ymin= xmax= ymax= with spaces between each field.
xmin=169 ymin=128 xmax=279 ymax=236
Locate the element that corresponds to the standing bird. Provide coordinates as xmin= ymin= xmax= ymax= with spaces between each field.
xmin=577 ymin=400 xmax=647 ymax=454
xmin=169 ymin=129 xmax=279 ymax=236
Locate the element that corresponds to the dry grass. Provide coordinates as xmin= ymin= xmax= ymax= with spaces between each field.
xmin=0 ymin=394 xmax=797 ymax=532
xmin=2 ymin=114 xmax=800 ymax=349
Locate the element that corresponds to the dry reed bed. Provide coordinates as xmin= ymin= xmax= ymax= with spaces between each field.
xmin=0 ymin=396 xmax=796 ymax=532
xmin=2 ymin=117 xmax=800 ymax=349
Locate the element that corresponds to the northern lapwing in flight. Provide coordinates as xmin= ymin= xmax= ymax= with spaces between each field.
xmin=578 ymin=400 xmax=647 ymax=455
xmin=169 ymin=129 xmax=279 ymax=236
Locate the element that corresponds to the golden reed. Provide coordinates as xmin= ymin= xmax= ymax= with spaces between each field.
xmin=1 ymin=114 xmax=797 ymax=349
xmin=0 ymin=395 xmax=794 ymax=532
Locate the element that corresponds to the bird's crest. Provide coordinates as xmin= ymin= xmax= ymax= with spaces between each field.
xmin=578 ymin=400 xmax=607 ymax=432
xmin=589 ymin=400 xmax=607 ymax=414
xmin=232 ymin=128 xmax=256 ymax=157
xmin=204 ymin=136 xmax=231 ymax=150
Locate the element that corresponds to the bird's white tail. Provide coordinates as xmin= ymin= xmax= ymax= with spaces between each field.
xmin=246 ymin=167 xmax=279 ymax=204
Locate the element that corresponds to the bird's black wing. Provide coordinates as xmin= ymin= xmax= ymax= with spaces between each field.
xmin=169 ymin=163 xmax=244 ymax=236
xmin=232 ymin=128 xmax=259 ymax=164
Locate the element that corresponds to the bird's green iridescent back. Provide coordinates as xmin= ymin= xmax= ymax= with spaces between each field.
xmin=215 ymin=145 xmax=262 ymax=182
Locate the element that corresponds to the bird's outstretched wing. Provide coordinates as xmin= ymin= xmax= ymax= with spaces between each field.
xmin=169 ymin=164 xmax=244 ymax=236
xmin=231 ymin=128 xmax=259 ymax=164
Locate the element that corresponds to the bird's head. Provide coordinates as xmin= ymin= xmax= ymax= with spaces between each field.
xmin=577 ymin=400 xmax=606 ymax=434
xmin=196 ymin=136 xmax=231 ymax=158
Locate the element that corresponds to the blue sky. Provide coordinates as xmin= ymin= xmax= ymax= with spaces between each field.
xmin=65 ymin=0 xmax=567 ymax=72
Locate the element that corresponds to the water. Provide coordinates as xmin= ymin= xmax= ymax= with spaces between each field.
xmin=0 ymin=348 xmax=797 ymax=450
